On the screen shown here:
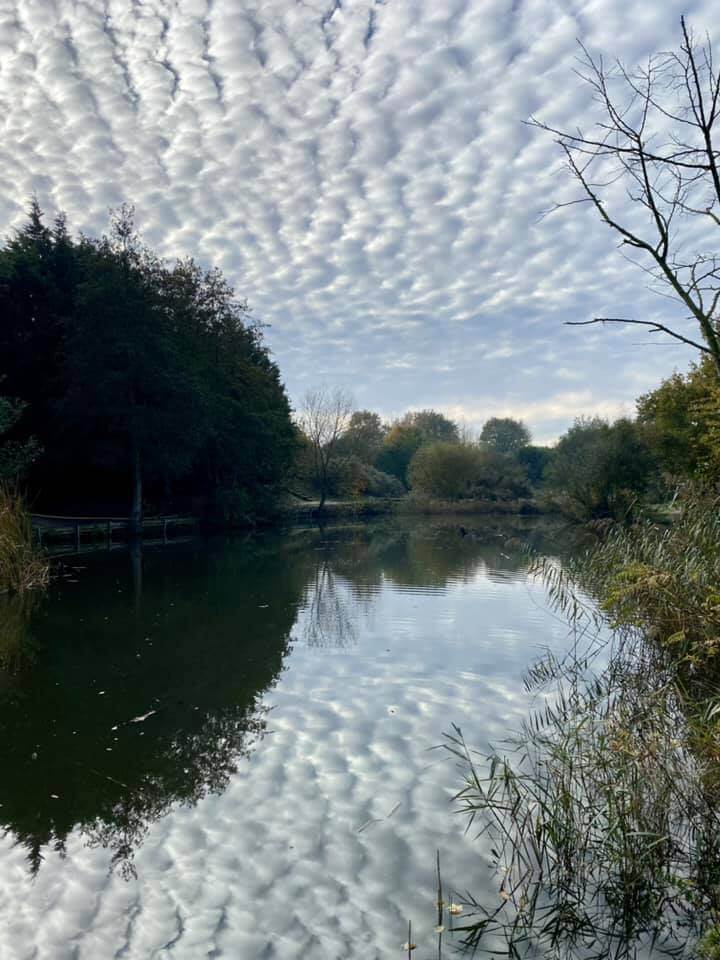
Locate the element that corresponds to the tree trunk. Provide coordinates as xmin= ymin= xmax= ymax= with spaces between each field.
xmin=130 ymin=538 xmax=143 ymax=612
xmin=130 ymin=443 xmax=142 ymax=538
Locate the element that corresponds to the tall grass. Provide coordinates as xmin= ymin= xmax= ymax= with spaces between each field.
xmin=0 ymin=486 xmax=49 ymax=594
xmin=447 ymin=638 xmax=720 ymax=957
xmin=446 ymin=517 xmax=720 ymax=958
xmin=569 ymin=491 xmax=720 ymax=670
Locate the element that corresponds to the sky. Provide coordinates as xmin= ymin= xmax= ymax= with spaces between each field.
xmin=0 ymin=0 xmax=717 ymax=442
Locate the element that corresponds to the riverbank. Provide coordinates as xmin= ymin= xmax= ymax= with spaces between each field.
xmin=278 ymin=495 xmax=545 ymax=523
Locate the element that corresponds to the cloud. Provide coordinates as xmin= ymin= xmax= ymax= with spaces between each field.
xmin=429 ymin=390 xmax=632 ymax=444
xmin=0 ymin=0 xmax=713 ymax=430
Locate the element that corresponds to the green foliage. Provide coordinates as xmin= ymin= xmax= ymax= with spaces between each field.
xmin=337 ymin=458 xmax=405 ymax=498
xmin=700 ymin=926 xmax=720 ymax=959
xmin=408 ymin=442 xmax=530 ymax=501
xmin=447 ymin=539 xmax=720 ymax=958
xmin=472 ymin=448 xmax=531 ymax=500
xmin=577 ymin=491 xmax=720 ymax=666
xmin=0 ymin=203 xmax=295 ymax=522
xmin=376 ymin=423 xmax=425 ymax=486
xmin=376 ymin=409 xmax=459 ymax=486
xmin=336 ymin=410 xmax=386 ymax=463
xmin=518 ymin=443 xmax=554 ymax=486
xmin=446 ymin=630 xmax=720 ymax=958
xmin=408 ymin=442 xmax=484 ymax=499
xmin=546 ymin=416 xmax=656 ymax=521
xmin=399 ymin=409 xmax=460 ymax=444
xmin=637 ymin=357 xmax=720 ymax=481
xmin=0 ymin=396 xmax=41 ymax=483
xmin=479 ymin=416 xmax=531 ymax=454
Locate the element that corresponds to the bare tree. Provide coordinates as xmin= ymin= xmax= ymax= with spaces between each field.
xmin=531 ymin=18 xmax=720 ymax=374
xmin=297 ymin=387 xmax=354 ymax=511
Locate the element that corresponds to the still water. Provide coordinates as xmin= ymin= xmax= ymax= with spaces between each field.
xmin=0 ymin=518 xmax=576 ymax=959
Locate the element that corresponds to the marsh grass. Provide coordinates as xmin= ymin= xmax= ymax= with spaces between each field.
xmin=0 ymin=486 xmax=49 ymax=594
xmin=569 ymin=491 xmax=720 ymax=670
xmin=446 ymin=553 xmax=720 ymax=958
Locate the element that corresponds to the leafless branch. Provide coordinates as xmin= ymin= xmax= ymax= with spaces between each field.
xmin=566 ymin=317 xmax=712 ymax=354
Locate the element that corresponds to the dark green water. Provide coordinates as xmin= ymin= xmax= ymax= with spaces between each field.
xmin=0 ymin=518 xmax=574 ymax=958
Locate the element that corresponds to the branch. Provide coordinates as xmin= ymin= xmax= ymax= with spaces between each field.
xmin=566 ymin=316 xmax=712 ymax=353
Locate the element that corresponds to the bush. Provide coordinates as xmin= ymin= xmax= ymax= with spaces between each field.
xmin=471 ymin=448 xmax=531 ymax=500
xmin=332 ymin=457 xmax=405 ymax=498
xmin=408 ymin=442 xmax=530 ymax=500
xmin=408 ymin=442 xmax=483 ymax=499
xmin=546 ymin=417 xmax=656 ymax=521
xmin=518 ymin=444 xmax=555 ymax=486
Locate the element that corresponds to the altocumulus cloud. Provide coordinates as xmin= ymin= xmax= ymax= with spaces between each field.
xmin=0 ymin=0 xmax=717 ymax=440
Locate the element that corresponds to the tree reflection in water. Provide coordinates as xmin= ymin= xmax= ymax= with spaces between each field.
xmin=295 ymin=518 xmax=549 ymax=651
xmin=0 ymin=536 xmax=308 ymax=878
xmin=0 ymin=517 xmax=571 ymax=880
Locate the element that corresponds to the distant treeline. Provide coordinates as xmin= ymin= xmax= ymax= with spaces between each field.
xmin=0 ymin=203 xmax=296 ymax=526
xmin=292 ymin=403 xmax=542 ymax=505
xmin=294 ymin=367 xmax=720 ymax=521
xmin=1 ymin=204 xmax=715 ymax=528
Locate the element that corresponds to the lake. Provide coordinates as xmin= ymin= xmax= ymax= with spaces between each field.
xmin=0 ymin=517 xmax=579 ymax=959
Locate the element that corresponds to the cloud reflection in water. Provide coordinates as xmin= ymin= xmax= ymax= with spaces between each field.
xmin=0 ymin=519 xmax=574 ymax=958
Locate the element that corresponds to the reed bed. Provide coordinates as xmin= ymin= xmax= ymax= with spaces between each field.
xmin=446 ymin=543 xmax=720 ymax=958
xmin=0 ymin=487 xmax=49 ymax=594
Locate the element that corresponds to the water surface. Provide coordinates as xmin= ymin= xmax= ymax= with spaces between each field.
xmin=0 ymin=518 xmax=575 ymax=958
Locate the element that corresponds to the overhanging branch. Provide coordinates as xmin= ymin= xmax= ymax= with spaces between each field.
xmin=566 ymin=317 xmax=712 ymax=354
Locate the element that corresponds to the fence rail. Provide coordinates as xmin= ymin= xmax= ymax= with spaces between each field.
xmin=31 ymin=514 xmax=197 ymax=550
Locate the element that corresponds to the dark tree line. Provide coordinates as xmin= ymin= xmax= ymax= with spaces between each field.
xmin=0 ymin=202 xmax=296 ymax=528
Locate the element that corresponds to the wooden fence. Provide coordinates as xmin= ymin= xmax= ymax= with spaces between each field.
xmin=31 ymin=513 xmax=197 ymax=551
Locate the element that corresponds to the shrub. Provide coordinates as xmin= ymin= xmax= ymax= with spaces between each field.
xmin=408 ymin=442 xmax=484 ymax=499
xmin=408 ymin=443 xmax=530 ymax=500
xmin=546 ymin=417 xmax=656 ymax=521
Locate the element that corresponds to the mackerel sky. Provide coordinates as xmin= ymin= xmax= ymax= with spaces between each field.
xmin=0 ymin=0 xmax=715 ymax=442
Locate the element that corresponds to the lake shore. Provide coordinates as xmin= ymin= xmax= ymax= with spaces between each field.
xmin=278 ymin=495 xmax=547 ymax=524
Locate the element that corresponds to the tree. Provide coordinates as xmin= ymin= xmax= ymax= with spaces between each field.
xmin=546 ymin=417 xmax=656 ymax=520
xmin=0 ymin=203 xmax=296 ymax=525
xmin=337 ymin=410 xmax=386 ymax=463
xmin=408 ymin=442 xmax=529 ymax=501
xmin=532 ymin=20 xmax=720 ymax=373
xmin=0 ymin=396 xmax=40 ymax=483
xmin=408 ymin=442 xmax=484 ymax=499
xmin=61 ymin=209 xmax=206 ymax=534
xmin=375 ymin=409 xmax=459 ymax=486
xmin=375 ymin=422 xmax=424 ymax=486
xmin=636 ymin=357 xmax=719 ymax=481
xmin=471 ymin=449 xmax=530 ymax=501
xmin=480 ymin=417 xmax=531 ymax=454
xmin=297 ymin=388 xmax=354 ymax=511
xmin=400 ymin=409 xmax=460 ymax=444
xmin=518 ymin=444 xmax=555 ymax=487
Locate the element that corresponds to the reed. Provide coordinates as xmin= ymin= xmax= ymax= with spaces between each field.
xmin=0 ymin=486 xmax=49 ymax=594
xmin=446 ymin=533 xmax=720 ymax=958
